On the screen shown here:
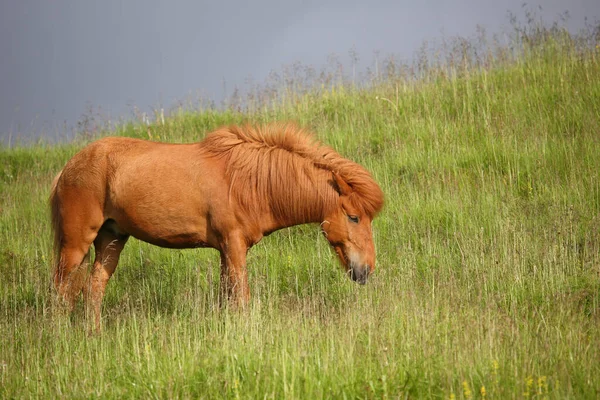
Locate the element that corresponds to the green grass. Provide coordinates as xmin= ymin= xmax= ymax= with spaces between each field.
xmin=1 ymin=21 xmax=599 ymax=398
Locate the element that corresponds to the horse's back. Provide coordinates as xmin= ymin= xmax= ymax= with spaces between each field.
xmin=56 ymin=137 xmax=230 ymax=248
xmin=60 ymin=137 xmax=196 ymax=183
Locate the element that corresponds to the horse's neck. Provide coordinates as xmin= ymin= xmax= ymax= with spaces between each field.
xmin=264 ymin=171 xmax=337 ymax=231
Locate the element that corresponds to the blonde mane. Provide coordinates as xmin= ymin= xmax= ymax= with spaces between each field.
xmin=200 ymin=123 xmax=384 ymax=222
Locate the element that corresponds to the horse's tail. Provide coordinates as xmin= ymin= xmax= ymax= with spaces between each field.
xmin=49 ymin=170 xmax=64 ymax=284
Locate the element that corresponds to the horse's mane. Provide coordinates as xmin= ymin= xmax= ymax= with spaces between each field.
xmin=200 ymin=123 xmax=384 ymax=222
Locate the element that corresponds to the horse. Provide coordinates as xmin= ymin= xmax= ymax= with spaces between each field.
xmin=50 ymin=123 xmax=384 ymax=329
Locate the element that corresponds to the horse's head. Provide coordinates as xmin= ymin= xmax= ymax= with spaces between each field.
xmin=322 ymin=173 xmax=378 ymax=285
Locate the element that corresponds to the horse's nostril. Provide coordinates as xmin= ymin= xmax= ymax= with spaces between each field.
xmin=350 ymin=265 xmax=369 ymax=285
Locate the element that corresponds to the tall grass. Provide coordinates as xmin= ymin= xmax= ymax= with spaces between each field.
xmin=1 ymin=15 xmax=599 ymax=398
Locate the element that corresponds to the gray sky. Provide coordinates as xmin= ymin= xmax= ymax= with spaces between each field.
xmin=1 ymin=0 xmax=598 ymax=144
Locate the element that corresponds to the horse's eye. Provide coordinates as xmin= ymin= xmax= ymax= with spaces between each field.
xmin=348 ymin=215 xmax=359 ymax=224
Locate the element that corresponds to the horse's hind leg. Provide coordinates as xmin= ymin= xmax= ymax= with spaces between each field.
xmin=53 ymin=191 xmax=104 ymax=311
xmin=85 ymin=222 xmax=128 ymax=331
xmin=54 ymin=246 xmax=92 ymax=310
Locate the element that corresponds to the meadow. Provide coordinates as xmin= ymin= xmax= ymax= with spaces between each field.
xmin=1 ymin=18 xmax=599 ymax=398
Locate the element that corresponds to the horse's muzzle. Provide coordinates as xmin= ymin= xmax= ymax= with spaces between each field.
xmin=349 ymin=264 xmax=370 ymax=285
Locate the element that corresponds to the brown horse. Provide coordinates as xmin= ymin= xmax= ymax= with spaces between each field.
xmin=50 ymin=123 xmax=384 ymax=328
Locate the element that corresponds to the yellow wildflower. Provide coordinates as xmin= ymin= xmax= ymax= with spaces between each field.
xmin=462 ymin=380 xmax=472 ymax=400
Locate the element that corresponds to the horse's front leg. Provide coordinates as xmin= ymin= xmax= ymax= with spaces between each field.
xmin=219 ymin=233 xmax=250 ymax=308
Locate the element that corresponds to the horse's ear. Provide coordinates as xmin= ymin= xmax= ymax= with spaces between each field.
xmin=332 ymin=172 xmax=353 ymax=196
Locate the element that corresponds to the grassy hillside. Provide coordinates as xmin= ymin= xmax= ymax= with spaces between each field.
xmin=1 ymin=20 xmax=599 ymax=398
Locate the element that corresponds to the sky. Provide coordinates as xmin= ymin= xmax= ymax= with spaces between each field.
xmin=1 ymin=0 xmax=598 ymax=144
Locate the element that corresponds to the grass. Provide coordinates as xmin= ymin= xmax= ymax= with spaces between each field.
xmin=1 ymin=16 xmax=600 ymax=398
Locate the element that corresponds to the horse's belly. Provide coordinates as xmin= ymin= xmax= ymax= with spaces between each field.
xmin=116 ymin=212 xmax=212 ymax=249
xmin=130 ymin=228 xmax=211 ymax=249
xmin=108 ymin=199 xmax=215 ymax=249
